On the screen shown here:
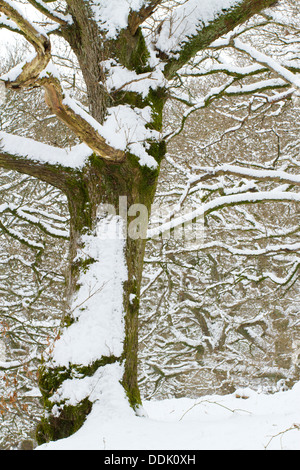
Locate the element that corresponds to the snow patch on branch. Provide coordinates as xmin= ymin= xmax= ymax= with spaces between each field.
xmin=103 ymin=58 xmax=166 ymax=98
xmin=0 ymin=131 xmax=92 ymax=168
xmin=99 ymin=104 xmax=159 ymax=168
xmin=90 ymin=0 xmax=146 ymax=38
xmin=0 ymin=13 xmax=21 ymax=32
xmin=0 ymin=52 xmax=36 ymax=83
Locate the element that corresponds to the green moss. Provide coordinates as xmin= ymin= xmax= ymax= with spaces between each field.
xmin=38 ymin=365 xmax=71 ymax=406
xmin=62 ymin=314 xmax=74 ymax=328
xmin=36 ymin=398 xmax=92 ymax=445
xmin=123 ymin=381 xmax=142 ymax=411
xmin=75 ymin=355 xmax=122 ymax=377
xmin=74 ymin=256 xmax=97 ymax=274
xmin=115 ymin=28 xmax=150 ymax=73
xmin=37 ymin=355 xmax=123 ymax=443
xmin=145 ymin=88 xmax=167 ymax=131
xmin=113 ymin=90 xmax=147 ymax=108
xmin=121 ymin=328 xmax=143 ymax=411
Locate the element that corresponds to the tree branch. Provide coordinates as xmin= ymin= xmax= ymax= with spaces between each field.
xmin=128 ymin=0 xmax=163 ymax=35
xmin=156 ymin=0 xmax=280 ymax=78
xmin=0 ymin=203 xmax=69 ymax=239
xmin=0 ymin=3 xmax=124 ymax=163
xmin=232 ymin=37 xmax=300 ymax=91
xmin=189 ymin=164 xmax=300 ymax=187
xmin=147 ymin=190 xmax=300 ymax=239
xmin=0 ymin=0 xmax=51 ymax=88
xmin=26 ymin=0 xmax=72 ymax=26
xmin=39 ymin=72 xmax=124 ymax=162
xmin=0 ymin=132 xmax=82 ymax=191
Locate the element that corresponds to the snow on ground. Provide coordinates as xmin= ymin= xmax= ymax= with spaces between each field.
xmin=37 ymin=381 xmax=300 ymax=450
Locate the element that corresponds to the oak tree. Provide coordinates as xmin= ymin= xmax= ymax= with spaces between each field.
xmin=0 ymin=0 xmax=298 ymax=444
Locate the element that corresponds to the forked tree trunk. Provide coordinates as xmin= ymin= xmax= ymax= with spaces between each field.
xmin=36 ymin=149 xmax=164 ymax=444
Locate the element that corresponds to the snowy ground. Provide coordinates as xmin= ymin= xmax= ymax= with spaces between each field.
xmin=37 ymin=381 xmax=300 ymax=451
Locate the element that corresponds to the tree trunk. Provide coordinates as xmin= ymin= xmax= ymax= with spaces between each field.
xmin=36 ymin=149 xmax=164 ymax=444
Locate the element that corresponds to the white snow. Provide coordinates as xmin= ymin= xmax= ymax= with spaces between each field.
xmin=0 ymin=131 xmax=93 ymax=168
xmin=50 ymin=362 xmax=130 ymax=419
xmin=99 ymin=104 xmax=159 ymax=168
xmin=102 ymin=59 xmax=166 ymax=98
xmin=49 ymin=216 xmax=128 ymax=368
xmin=37 ymin=381 xmax=300 ymax=450
xmin=90 ymin=0 xmax=145 ymax=38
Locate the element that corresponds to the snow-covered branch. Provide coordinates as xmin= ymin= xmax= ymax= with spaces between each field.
xmin=161 ymin=241 xmax=300 ymax=259
xmin=0 ymin=131 xmax=91 ymax=189
xmin=154 ymin=0 xmax=278 ymax=78
xmin=148 ymin=190 xmax=300 ymax=238
xmin=188 ymin=164 xmax=300 ymax=187
xmin=0 ymin=217 xmax=44 ymax=250
xmin=232 ymin=38 xmax=300 ymax=92
xmin=0 ymin=3 xmax=126 ymax=165
xmin=26 ymin=0 xmax=72 ymax=27
xmin=0 ymin=202 xmax=69 ymax=239
xmin=39 ymin=66 xmax=125 ymax=162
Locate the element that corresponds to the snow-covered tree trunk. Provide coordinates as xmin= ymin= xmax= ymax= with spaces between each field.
xmin=35 ymin=146 xmax=164 ymax=442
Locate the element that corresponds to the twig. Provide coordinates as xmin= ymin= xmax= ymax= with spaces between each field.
xmin=264 ymin=423 xmax=300 ymax=449
xmin=179 ymin=399 xmax=252 ymax=421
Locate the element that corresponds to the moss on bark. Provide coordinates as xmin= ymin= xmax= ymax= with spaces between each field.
xmin=36 ymin=398 xmax=93 ymax=445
